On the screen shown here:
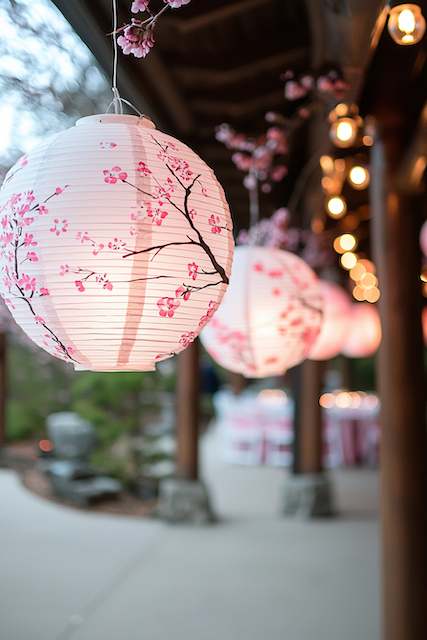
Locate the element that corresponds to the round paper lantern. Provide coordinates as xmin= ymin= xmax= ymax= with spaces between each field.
xmin=200 ymin=246 xmax=323 ymax=378
xmin=0 ymin=114 xmax=233 ymax=370
xmin=342 ymin=303 xmax=382 ymax=358
xmin=420 ymin=220 xmax=427 ymax=256
xmin=309 ymin=280 xmax=352 ymax=360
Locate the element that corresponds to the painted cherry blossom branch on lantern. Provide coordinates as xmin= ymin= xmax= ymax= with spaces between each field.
xmin=119 ymin=137 xmax=230 ymax=286
xmin=0 ymin=187 xmax=78 ymax=363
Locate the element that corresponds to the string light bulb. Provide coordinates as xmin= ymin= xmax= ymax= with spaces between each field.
xmin=388 ymin=4 xmax=426 ymax=45
xmin=329 ymin=104 xmax=361 ymax=149
xmin=326 ymin=195 xmax=347 ymax=219
xmin=333 ymin=233 xmax=357 ymax=254
xmin=348 ymin=165 xmax=370 ymax=190
xmin=340 ymin=252 xmax=358 ymax=270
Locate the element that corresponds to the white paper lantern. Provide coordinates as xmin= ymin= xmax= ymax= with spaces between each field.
xmin=309 ymin=280 xmax=352 ymax=360
xmin=200 ymin=246 xmax=323 ymax=377
xmin=342 ymin=303 xmax=382 ymax=358
xmin=0 ymin=114 xmax=233 ymax=370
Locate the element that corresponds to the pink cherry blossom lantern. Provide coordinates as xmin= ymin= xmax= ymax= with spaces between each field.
xmin=420 ymin=220 xmax=427 ymax=256
xmin=308 ymin=280 xmax=352 ymax=360
xmin=341 ymin=303 xmax=382 ymax=358
xmin=200 ymin=246 xmax=323 ymax=378
xmin=0 ymin=114 xmax=233 ymax=370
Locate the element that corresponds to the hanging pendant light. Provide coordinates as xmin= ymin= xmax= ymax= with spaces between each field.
xmin=200 ymin=246 xmax=323 ymax=378
xmin=341 ymin=303 xmax=382 ymax=358
xmin=308 ymin=280 xmax=352 ymax=361
xmin=0 ymin=114 xmax=234 ymax=370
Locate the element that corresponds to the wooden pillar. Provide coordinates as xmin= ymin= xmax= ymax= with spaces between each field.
xmin=176 ymin=338 xmax=199 ymax=481
xmin=371 ymin=127 xmax=427 ymax=640
xmin=0 ymin=333 xmax=6 ymax=447
xmin=297 ymin=359 xmax=324 ymax=474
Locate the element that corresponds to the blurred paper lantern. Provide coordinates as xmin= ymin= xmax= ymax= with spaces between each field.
xmin=200 ymin=246 xmax=323 ymax=378
xmin=309 ymin=281 xmax=352 ymax=360
xmin=388 ymin=3 xmax=426 ymax=45
xmin=0 ymin=114 xmax=233 ymax=370
xmin=420 ymin=220 xmax=427 ymax=256
xmin=342 ymin=303 xmax=382 ymax=358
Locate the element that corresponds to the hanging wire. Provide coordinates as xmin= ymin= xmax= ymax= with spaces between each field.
xmin=248 ymin=169 xmax=260 ymax=246
xmin=106 ymin=0 xmax=144 ymax=117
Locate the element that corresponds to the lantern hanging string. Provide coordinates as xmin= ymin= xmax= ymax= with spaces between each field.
xmin=107 ymin=0 xmax=144 ymax=117
xmin=248 ymin=169 xmax=260 ymax=246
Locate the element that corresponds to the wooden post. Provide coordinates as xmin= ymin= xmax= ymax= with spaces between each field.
xmin=0 ymin=333 xmax=6 ymax=447
xmin=176 ymin=338 xmax=199 ymax=481
xmin=297 ymin=359 xmax=324 ymax=474
xmin=371 ymin=127 xmax=427 ymax=640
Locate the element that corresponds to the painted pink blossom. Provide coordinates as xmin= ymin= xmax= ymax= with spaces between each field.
xmin=99 ymin=141 xmax=118 ymax=149
xmin=26 ymin=252 xmax=38 ymax=262
xmin=23 ymin=233 xmax=37 ymax=247
xmin=179 ymin=331 xmax=196 ymax=348
xmin=209 ymin=214 xmax=222 ymax=234
xmin=103 ymin=281 xmax=113 ymax=291
xmin=157 ymin=296 xmax=180 ymax=318
xmin=175 ymin=285 xmax=191 ymax=301
xmin=59 ymin=264 xmax=69 ymax=275
xmin=187 ymin=262 xmax=199 ymax=280
xmin=199 ymin=300 xmax=218 ymax=328
xmin=136 ymin=161 xmax=151 ymax=176
xmin=18 ymin=274 xmax=36 ymax=292
xmin=75 ymin=280 xmax=85 ymax=292
xmin=39 ymin=288 xmax=49 ymax=296
xmin=103 ymin=166 xmax=128 ymax=184
xmin=147 ymin=206 xmax=168 ymax=226
xmin=50 ymin=218 xmax=69 ymax=236
xmin=34 ymin=315 xmax=45 ymax=325
xmin=55 ymin=187 xmax=65 ymax=195
xmin=37 ymin=205 xmax=48 ymax=215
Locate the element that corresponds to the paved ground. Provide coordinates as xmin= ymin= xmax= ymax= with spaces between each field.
xmin=0 ymin=427 xmax=380 ymax=640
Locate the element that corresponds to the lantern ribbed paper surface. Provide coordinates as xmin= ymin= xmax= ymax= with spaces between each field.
xmin=0 ymin=114 xmax=233 ymax=370
xmin=309 ymin=280 xmax=351 ymax=361
xmin=200 ymin=246 xmax=323 ymax=378
xmin=342 ymin=303 xmax=381 ymax=358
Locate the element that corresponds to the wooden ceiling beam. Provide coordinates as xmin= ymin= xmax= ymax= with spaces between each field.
xmin=190 ymin=90 xmax=284 ymax=119
xmin=172 ymin=48 xmax=307 ymax=89
xmin=162 ymin=0 xmax=272 ymax=33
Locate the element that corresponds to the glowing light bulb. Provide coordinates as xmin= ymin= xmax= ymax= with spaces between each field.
xmin=341 ymin=251 xmax=358 ymax=270
xmin=349 ymin=165 xmax=370 ymax=189
xmin=388 ymin=4 xmax=426 ymax=45
xmin=326 ymin=195 xmax=347 ymax=218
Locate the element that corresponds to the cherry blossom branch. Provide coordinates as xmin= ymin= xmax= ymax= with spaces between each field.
xmin=122 ymin=239 xmax=200 ymax=259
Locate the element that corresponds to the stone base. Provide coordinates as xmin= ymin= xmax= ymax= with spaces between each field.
xmin=156 ymin=478 xmax=215 ymax=525
xmin=282 ymin=473 xmax=336 ymax=519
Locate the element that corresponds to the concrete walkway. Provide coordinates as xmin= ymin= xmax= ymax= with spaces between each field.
xmin=0 ymin=427 xmax=380 ymax=640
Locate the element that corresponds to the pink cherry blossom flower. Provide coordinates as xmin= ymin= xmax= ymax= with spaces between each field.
xmin=199 ymin=300 xmax=218 ymax=328
xmin=117 ymin=22 xmax=155 ymax=58
xmin=189 ymin=208 xmax=197 ymax=219
xmin=131 ymin=0 xmax=150 ymax=13
xmin=209 ymin=214 xmax=222 ymax=234
xmin=187 ymin=262 xmax=199 ymax=280
xmin=165 ymin=0 xmax=191 ymax=8
xmin=157 ymin=296 xmax=180 ymax=318
xmin=59 ymin=264 xmax=69 ymax=276
xmin=39 ymin=287 xmax=49 ymax=296
xmin=26 ymin=251 xmax=38 ymax=262
xmin=136 ymin=161 xmax=151 ymax=176
xmin=92 ymin=243 xmax=104 ymax=256
xmin=75 ymin=280 xmax=85 ymax=292
xmin=103 ymin=166 xmax=128 ymax=184
xmin=55 ymin=186 xmax=64 ymax=195
xmin=37 ymin=205 xmax=48 ymax=215
xmin=1 ymin=216 xmax=7 ymax=229
xmin=34 ymin=315 xmax=45 ymax=325
xmin=103 ymin=281 xmax=113 ymax=291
